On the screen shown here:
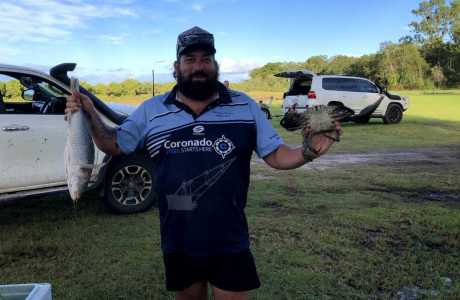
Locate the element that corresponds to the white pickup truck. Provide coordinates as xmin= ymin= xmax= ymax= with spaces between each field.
xmin=0 ymin=63 xmax=156 ymax=214
xmin=276 ymin=70 xmax=410 ymax=124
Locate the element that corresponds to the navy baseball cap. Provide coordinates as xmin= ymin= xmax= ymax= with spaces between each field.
xmin=176 ymin=26 xmax=216 ymax=58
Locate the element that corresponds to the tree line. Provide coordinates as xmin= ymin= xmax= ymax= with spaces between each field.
xmin=80 ymin=80 xmax=175 ymax=97
xmin=1 ymin=0 xmax=458 ymax=98
xmin=0 ymin=78 xmax=174 ymax=99
xmin=236 ymin=0 xmax=460 ymax=91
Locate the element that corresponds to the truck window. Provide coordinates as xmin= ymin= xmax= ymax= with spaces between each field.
xmin=323 ymin=78 xmax=360 ymax=92
xmin=357 ymin=79 xmax=378 ymax=93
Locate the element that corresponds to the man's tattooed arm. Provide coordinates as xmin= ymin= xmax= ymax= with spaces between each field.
xmin=87 ymin=109 xmax=122 ymax=156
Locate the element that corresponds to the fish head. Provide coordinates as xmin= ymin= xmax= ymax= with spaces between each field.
xmin=68 ymin=167 xmax=92 ymax=201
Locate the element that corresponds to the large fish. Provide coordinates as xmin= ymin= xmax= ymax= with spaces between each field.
xmin=64 ymin=77 xmax=95 ymax=201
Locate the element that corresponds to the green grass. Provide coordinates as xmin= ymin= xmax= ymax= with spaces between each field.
xmin=275 ymin=114 xmax=460 ymax=153
xmin=1 ymin=163 xmax=459 ymax=299
xmin=103 ymin=89 xmax=460 ymax=152
xmin=247 ymin=163 xmax=460 ymax=299
xmin=404 ymin=89 xmax=460 ymax=121
xmin=274 ymin=89 xmax=460 ymax=152
xmin=1 ymin=89 xmax=460 ymax=299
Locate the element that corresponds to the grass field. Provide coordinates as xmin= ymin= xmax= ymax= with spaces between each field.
xmin=104 ymin=89 xmax=460 ymax=122
xmin=1 ymin=90 xmax=459 ymax=299
xmin=272 ymin=89 xmax=460 ymax=152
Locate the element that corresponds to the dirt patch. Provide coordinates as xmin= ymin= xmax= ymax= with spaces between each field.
xmin=261 ymin=200 xmax=283 ymax=209
xmin=254 ymin=147 xmax=460 ymax=171
xmin=423 ymin=191 xmax=460 ymax=202
xmin=367 ymin=187 xmax=460 ymax=203
xmin=251 ymin=173 xmax=275 ymax=181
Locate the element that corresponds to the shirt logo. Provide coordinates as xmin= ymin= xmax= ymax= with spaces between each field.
xmin=162 ymin=135 xmax=236 ymax=159
xmin=193 ymin=125 xmax=205 ymax=135
xmin=213 ymin=135 xmax=235 ymax=159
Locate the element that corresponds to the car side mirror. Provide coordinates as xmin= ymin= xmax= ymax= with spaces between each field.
xmin=22 ymin=89 xmax=34 ymax=101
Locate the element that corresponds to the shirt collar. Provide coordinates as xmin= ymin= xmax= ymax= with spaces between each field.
xmin=164 ymin=81 xmax=232 ymax=105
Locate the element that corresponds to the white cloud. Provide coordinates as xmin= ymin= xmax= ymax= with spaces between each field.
xmin=77 ymin=66 xmax=175 ymax=84
xmin=78 ymin=67 xmax=135 ymax=83
xmin=0 ymin=0 xmax=137 ymax=43
xmin=218 ymin=58 xmax=262 ymax=74
xmin=60 ymin=58 xmax=256 ymax=84
xmin=192 ymin=4 xmax=204 ymax=11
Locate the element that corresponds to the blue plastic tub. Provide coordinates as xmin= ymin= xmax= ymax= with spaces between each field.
xmin=0 ymin=283 xmax=52 ymax=300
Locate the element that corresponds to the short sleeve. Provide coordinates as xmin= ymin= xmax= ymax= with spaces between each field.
xmin=249 ymin=100 xmax=284 ymax=158
xmin=116 ymin=103 xmax=148 ymax=155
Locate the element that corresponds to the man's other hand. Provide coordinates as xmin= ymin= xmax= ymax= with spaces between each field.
xmin=65 ymin=91 xmax=95 ymax=119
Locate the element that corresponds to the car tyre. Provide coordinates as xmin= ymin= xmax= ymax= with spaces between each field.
xmin=104 ymin=152 xmax=157 ymax=214
xmin=383 ymin=104 xmax=403 ymax=124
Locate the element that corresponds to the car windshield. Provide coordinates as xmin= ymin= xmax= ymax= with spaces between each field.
xmin=37 ymin=82 xmax=66 ymax=97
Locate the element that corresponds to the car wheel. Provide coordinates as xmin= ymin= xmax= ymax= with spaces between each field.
xmin=104 ymin=152 xmax=157 ymax=214
xmin=383 ymin=104 xmax=403 ymax=124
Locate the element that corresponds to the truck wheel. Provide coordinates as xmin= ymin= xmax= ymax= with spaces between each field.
xmin=104 ymin=152 xmax=157 ymax=214
xmin=383 ymin=104 xmax=403 ymax=124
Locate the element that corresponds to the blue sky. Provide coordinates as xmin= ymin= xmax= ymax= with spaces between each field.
xmin=0 ymin=0 xmax=421 ymax=83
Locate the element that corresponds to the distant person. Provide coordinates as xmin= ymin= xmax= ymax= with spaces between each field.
xmin=223 ymin=80 xmax=230 ymax=88
xmin=66 ymin=26 xmax=342 ymax=300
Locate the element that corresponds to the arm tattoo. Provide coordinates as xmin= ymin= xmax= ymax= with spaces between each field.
xmin=88 ymin=110 xmax=118 ymax=151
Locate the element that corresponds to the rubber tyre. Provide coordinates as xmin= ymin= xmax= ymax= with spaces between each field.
xmin=383 ymin=104 xmax=403 ymax=124
xmin=104 ymin=152 xmax=157 ymax=214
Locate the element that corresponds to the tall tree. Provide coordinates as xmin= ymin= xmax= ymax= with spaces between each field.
xmin=375 ymin=43 xmax=430 ymax=89
xmin=303 ymin=55 xmax=328 ymax=74
xmin=325 ymin=55 xmax=358 ymax=75
xmin=347 ymin=54 xmax=379 ymax=81
xmin=410 ymin=0 xmax=460 ymax=85
xmin=449 ymin=0 xmax=460 ymax=43
xmin=410 ymin=0 xmax=452 ymax=44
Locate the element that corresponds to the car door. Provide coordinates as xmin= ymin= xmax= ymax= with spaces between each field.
xmin=0 ymin=74 xmax=68 ymax=192
xmin=321 ymin=77 xmax=361 ymax=111
xmin=355 ymin=79 xmax=382 ymax=113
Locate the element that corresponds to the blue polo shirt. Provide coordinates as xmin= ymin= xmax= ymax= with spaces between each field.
xmin=117 ymin=83 xmax=283 ymax=255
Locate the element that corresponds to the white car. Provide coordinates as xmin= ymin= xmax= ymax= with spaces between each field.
xmin=275 ymin=70 xmax=410 ymax=124
xmin=0 ymin=63 xmax=156 ymax=214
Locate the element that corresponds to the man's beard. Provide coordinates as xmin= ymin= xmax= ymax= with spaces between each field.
xmin=176 ymin=68 xmax=219 ymax=102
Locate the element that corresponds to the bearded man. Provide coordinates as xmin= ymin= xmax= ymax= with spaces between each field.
xmin=66 ymin=26 xmax=341 ymax=300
